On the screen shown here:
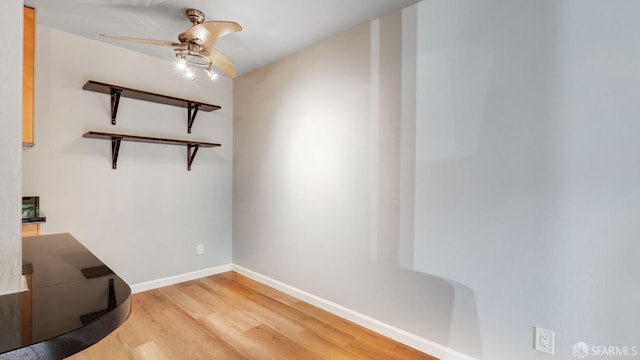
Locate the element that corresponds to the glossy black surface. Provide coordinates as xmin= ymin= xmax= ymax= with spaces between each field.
xmin=0 ymin=234 xmax=131 ymax=359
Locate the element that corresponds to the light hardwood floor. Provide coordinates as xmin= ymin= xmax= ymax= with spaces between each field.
xmin=68 ymin=272 xmax=438 ymax=360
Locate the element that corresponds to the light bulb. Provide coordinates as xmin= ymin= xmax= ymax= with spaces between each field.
xmin=205 ymin=68 xmax=218 ymax=81
xmin=176 ymin=59 xmax=187 ymax=71
xmin=183 ymin=68 xmax=195 ymax=80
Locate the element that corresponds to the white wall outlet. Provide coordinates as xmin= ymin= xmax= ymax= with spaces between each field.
xmin=534 ymin=327 xmax=555 ymax=355
xmin=196 ymin=244 xmax=204 ymax=256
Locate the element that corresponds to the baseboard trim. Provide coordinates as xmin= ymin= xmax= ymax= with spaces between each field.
xmin=231 ymin=264 xmax=479 ymax=360
xmin=130 ymin=264 xmax=232 ymax=294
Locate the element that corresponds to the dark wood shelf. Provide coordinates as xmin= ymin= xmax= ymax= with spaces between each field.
xmin=82 ymin=80 xmax=221 ymax=133
xmin=83 ymin=131 xmax=221 ymax=170
xmin=83 ymin=131 xmax=221 ymax=147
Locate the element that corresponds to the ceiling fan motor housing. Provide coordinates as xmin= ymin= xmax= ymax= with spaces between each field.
xmin=186 ymin=9 xmax=205 ymax=25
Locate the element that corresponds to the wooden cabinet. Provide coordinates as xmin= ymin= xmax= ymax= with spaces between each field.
xmin=23 ymin=7 xmax=35 ymax=146
xmin=22 ymin=224 xmax=40 ymax=237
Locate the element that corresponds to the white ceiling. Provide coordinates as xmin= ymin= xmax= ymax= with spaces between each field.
xmin=24 ymin=0 xmax=419 ymax=76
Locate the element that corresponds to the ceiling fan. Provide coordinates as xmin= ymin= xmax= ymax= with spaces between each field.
xmin=100 ymin=8 xmax=242 ymax=79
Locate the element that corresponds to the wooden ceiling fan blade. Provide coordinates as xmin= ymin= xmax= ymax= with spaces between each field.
xmin=180 ymin=21 xmax=242 ymax=49
xmin=206 ymin=48 xmax=238 ymax=79
xmin=100 ymin=34 xmax=182 ymax=47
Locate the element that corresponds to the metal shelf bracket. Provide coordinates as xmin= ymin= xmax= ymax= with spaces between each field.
xmin=110 ymin=88 xmax=122 ymax=125
xmin=111 ymin=136 xmax=122 ymax=169
xmin=187 ymin=144 xmax=200 ymax=171
xmin=187 ymin=103 xmax=201 ymax=134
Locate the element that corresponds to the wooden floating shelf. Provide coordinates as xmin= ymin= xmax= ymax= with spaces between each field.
xmin=82 ymin=80 xmax=221 ymax=133
xmin=83 ymin=131 xmax=221 ymax=171
xmin=83 ymin=131 xmax=221 ymax=147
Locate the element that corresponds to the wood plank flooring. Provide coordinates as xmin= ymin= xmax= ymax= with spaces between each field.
xmin=67 ymin=272 xmax=438 ymax=360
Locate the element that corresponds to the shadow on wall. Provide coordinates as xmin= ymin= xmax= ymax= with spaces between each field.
xmin=365 ymin=264 xmax=482 ymax=358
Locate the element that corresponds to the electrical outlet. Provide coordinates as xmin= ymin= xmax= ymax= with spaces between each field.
xmin=534 ymin=327 xmax=555 ymax=355
xmin=196 ymin=244 xmax=204 ymax=256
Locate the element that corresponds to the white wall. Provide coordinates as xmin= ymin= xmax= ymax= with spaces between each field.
xmin=234 ymin=1 xmax=640 ymax=359
xmin=0 ymin=0 xmax=25 ymax=296
xmin=234 ymin=9 xmax=464 ymax=360
xmin=412 ymin=0 xmax=640 ymax=358
xmin=21 ymin=26 xmax=233 ymax=285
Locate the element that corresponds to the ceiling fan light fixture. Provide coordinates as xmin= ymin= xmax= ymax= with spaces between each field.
xmin=205 ymin=67 xmax=219 ymax=81
xmin=176 ymin=57 xmax=187 ymax=71
xmin=175 ymin=48 xmax=222 ymax=81
xmin=183 ymin=67 xmax=195 ymax=80
xmin=175 ymin=49 xmax=211 ymax=68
